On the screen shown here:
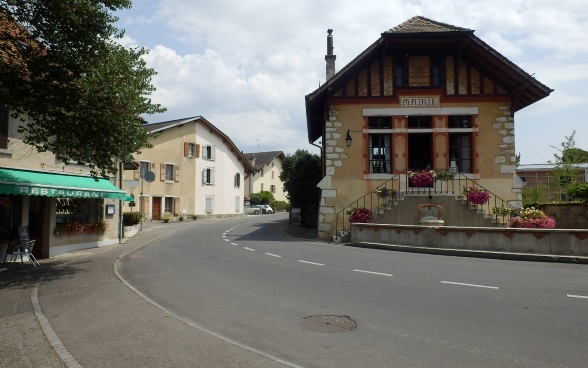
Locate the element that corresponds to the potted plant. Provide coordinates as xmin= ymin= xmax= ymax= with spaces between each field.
xmin=373 ymin=187 xmax=398 ymax=199
xmin=162 ymin=216 xmax=170 ymax=223
xmin=192 ymin=215 xmax=197 ymax=220
xmin=347 ymin=208 xmax=373 ymax=223
xmin=179 ymin=215 xmax=184 ymax=221
xmin=463 ymin=186 xmax=491 ymax=205
xmin=434 ymin=169 xmax=455 ymax=181
xmin=492 ymin=205 xmax=515 ymax=217
xmin=408 ymin=170 xmax=436 ymax=187
xmin=508 ymin=207 xmax=556 ymax=228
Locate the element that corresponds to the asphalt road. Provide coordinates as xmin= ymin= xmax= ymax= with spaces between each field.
xmin=119 ymin=213 xmax=588 ymax=368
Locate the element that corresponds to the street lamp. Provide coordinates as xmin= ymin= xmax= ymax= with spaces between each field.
xmin=346 ymin=129 xmax=353 ymax=148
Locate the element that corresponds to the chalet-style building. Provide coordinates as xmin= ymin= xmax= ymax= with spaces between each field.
xmin=122 ymin=116 xmax=254 ymax=219
xmin=243 ymin=151 xmax=287 ymax=203
xmin=306 ymin=17 xmax=552 ymax=240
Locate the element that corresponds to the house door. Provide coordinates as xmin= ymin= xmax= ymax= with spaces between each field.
xmin=408 ymin=133 xmax=433 ymax=170
xmin=152 ymin=197 xmax=162 ymax=220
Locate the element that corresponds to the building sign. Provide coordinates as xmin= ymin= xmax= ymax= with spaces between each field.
xmin=400 ymin=97 xmax=439 ymax=107
xmin=18 ymin=186 xmax=108 ymax=198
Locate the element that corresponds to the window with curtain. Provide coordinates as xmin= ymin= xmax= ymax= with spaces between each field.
xmin=449 ymin=133 xmax=472 ymax=173
xmin=369 ymin=134 xmax=392 ymax=173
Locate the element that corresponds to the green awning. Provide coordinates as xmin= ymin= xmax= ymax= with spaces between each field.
xmin=0 ymin=167 xmax=131 ymax=200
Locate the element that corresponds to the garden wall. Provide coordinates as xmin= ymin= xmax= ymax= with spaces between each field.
xmin=351 ymin=223 xmax=588 ymax=258
xmin=540 ymin=204 xmax=588 ymax=229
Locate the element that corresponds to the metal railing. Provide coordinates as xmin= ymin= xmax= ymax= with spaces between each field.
xmin=333 ymin=171 xmax=517 ymax=238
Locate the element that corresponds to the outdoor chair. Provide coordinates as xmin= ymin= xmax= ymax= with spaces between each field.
xmin=7 ymin=239 xmax=40 ymax=267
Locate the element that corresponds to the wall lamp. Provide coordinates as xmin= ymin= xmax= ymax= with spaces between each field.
xmin=345 ymin=129 xmax=362 ymax=148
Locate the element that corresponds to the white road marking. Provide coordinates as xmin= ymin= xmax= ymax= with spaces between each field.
xmin=265 ymin=253 xmax=282 ymax=258
xmin=298 ymin=260 xmax=324 ymax=266
xmin=353 ymin=269 xmax=393 ymax=277
xmin=230 ymin=243 xmax=239 ymax=246
xmin=441 ymin=281 xmax=499 ymax=289
xmin=567 ymin=294 xmax=588 ymax=299
xmin=224 ymin=239 xmax=230 ymax=242
xmin=243 ymin=247 xmax=256 ymax=252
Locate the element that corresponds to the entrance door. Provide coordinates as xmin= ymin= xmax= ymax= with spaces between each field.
xmin=152 ymin=197 xmax=162 ymax=220
xmin=28 ymin=196 xmax=49 ymax=259
xmin=408 ymin=133 xmax=433 ymax=170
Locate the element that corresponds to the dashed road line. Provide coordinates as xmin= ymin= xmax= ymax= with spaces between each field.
xmin=441 ymin=281 xmax=499 ymax=289
xmin=567 ymin=294 xmax=588 ymax=299
xmin=243 ymin=247 xmax=256 ymax=252
xmin=298 ymin=260 xmax=324 ymax=266
xmin=353 ymin=269 xmax=393 ymax=277
xmin=230 ymin=243 xmax=239 ymax=246
xmin=265 ymin=253 xmax=282 ymax=258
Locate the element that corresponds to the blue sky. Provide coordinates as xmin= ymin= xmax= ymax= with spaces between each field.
xmin=114 ymin=0 xmax=588 ymax=163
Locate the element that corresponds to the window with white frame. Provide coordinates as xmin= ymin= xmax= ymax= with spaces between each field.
xmin=202 ymin=168 xmax=215 ymax=185
xmin=202 ymin=145 xmax=215 ymax=160
xmin=188 ymin=143 xmax=196 ymax=157
xmin=165 ymin=164 xmax=174 ymax=181
xmin=140 ymin=161 xmax=149 ymax=178
xmin=164 ymin=197 xmax=174 ymax=214
xmin=234 ymin=172 xmax=241 ymax=188
xmin=270 ymin=185 xmax=275 ymax=193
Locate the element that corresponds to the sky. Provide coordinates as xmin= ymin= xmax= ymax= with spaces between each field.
xmin=114 ymin=0 xmax=588 ymax=164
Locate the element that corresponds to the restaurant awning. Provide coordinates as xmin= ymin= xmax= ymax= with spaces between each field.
xmin=0 ymin=167 xmax=131 ymax=200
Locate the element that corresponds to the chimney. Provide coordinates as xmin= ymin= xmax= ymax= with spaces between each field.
xmin=325 ymin=29 xmax=336 ymax=80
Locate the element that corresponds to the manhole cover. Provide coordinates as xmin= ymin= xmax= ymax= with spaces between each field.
xmin=299 ymin=315 xmax=357 ymax=333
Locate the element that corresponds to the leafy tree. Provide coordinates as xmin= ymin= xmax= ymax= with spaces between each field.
xmin=548 ymin=131 xmax=587 ymax=200
xmin=250 ymin=191 xmax=275 ymax=206
xmin=279 ymin=150 xmax=322 ymax=228
xmin=0 ymin=1 xmax=164 ymax=177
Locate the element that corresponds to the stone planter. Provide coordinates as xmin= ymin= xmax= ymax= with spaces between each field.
xmin=124 ymin=224 xmax=140 ymax=238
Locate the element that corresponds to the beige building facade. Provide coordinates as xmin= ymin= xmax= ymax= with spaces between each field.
xmin=0 ymin=106 xmax=129 ymax=260
xmin=123 ymin=116 xmax=254 ymax=219
xmin=306 ymin=17 xmax=552 ymax=239
xmin=243 ymin=151 xmax=287 ymax=203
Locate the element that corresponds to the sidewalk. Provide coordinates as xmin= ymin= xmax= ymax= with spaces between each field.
xmin=0 ymin=217 xmax=293 ymax=368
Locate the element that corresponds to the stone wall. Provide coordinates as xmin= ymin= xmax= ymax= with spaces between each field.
xmin=351 ymin=223 xmax=588 ymax=258
xmin=541 ymin=204 xmax=588 ymax=229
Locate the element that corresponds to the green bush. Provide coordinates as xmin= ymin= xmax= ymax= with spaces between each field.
xmin=567 ymin=182 xmax=588 ymax=203
xmin=123 ymin=212 xmax=142 ymax=226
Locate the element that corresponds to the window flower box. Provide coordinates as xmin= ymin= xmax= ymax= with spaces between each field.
xmin=347 ymin=208 xmax=373 ymax=223
xmin=408 ymin=170 xmax=436 ymax=187
xmin=463 ymin=186 xmax=491 ymax=205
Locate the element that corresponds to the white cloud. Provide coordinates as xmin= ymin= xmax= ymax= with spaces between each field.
xmin=116 ymin=0 xmax=588 ymax=162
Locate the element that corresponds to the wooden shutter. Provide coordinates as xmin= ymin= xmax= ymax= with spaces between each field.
xmin=173 ymin=197 xmax=180 ymax=215
xmin=184 ymin=142 xmax=189 ymax=157
xmin=211 ymin=146 xmax=216 ymax=160
xmin=195 ymin=144 xmax=200 ymax=158
xmin=133 ymin=170 xmax=140 ymax=180
xmin=211 ymin=168 xmax=216 ymax=185
xmin=175 ymin=165 xmax=180 ymax=182
xmin=160 ymin=164 xmax=165 ymax=181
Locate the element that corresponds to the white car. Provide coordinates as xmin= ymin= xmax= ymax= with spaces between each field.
xmin=245 ymin=205 xmax=262 ymax=215
xmin=260 ymin=205 xmax=273 ymax=214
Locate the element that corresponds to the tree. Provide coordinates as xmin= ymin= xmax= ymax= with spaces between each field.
xmin=250 ymin=191 xmax=275 ymax=206
xmin=549 ymin=131 xmax=588 ymax=201
xmin=0 ymin=1 xmax=165 ymax=177
xmin=279 ymin=150 xmax=322 ymax=228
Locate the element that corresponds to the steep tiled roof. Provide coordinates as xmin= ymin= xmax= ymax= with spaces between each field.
xmin=385 ymin=16 xmax=472 ymax=33
xmin=243 ymin=151 xmax=285 ymax=171
xmin=143 ymin=116 xmax=254 ymax=174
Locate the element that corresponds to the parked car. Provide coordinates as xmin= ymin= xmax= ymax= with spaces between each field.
xmin=245 ymin=205 xmax=262 ymax=215
xmin=260 ymin=205 xmax=273 ymax=214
